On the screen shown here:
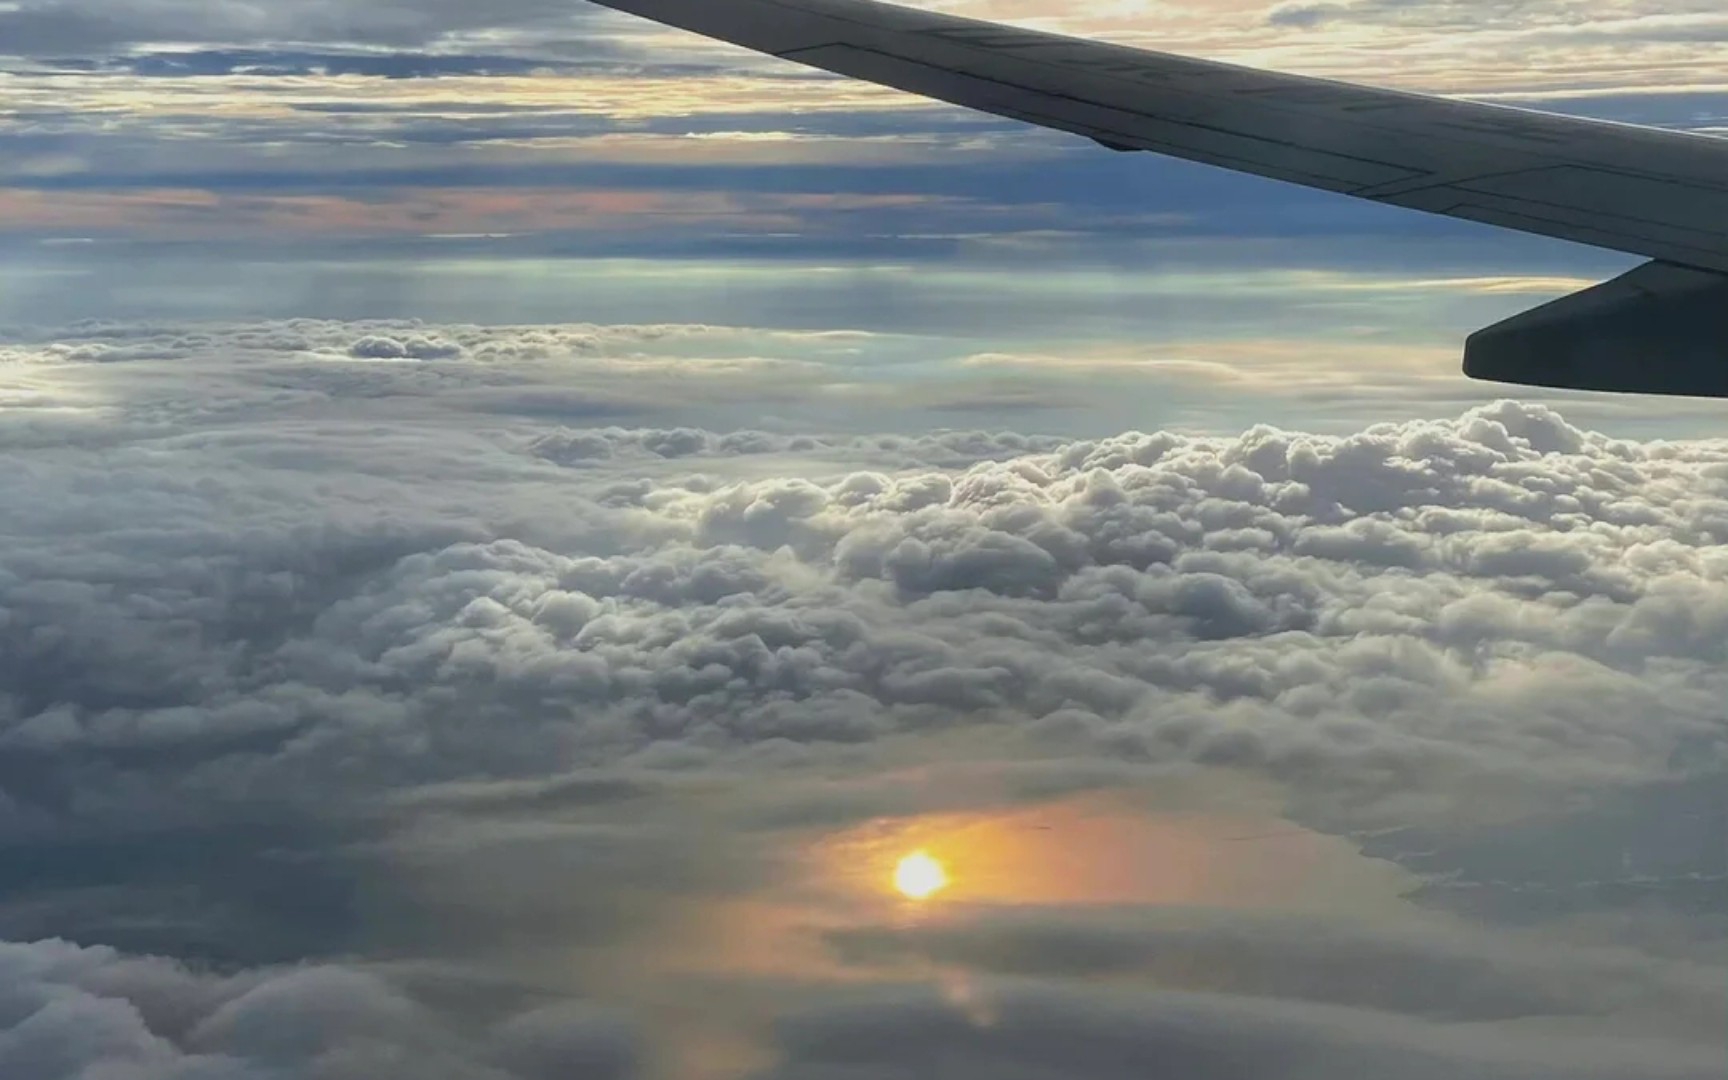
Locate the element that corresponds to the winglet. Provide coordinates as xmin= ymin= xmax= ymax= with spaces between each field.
xmin=1464 ymin=261 xmax=1728 ymax=397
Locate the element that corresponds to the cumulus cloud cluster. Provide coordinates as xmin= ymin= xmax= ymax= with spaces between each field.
xmin=2 ymin=315 xmax=1725 ymax=1078
xmin=4 ymin=326 xmax=1726 ymax=840
xmin=0 ymin=938 xmax=638 ymax=1080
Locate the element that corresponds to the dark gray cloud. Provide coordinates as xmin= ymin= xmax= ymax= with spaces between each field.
xmin=756 ymin=978 xmax=1726 ymax=1080
xmin=824 ymin=905 xmax=1728 ymax=1025
xmin=0 ymin=0 xmax=617 ymax=58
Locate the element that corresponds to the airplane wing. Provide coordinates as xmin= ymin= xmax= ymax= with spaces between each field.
xmin=589 ymin=0 xmax=1728 ymax=398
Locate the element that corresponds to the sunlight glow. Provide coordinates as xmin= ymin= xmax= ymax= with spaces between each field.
xmin=893 ymin=850 xmax=950 ymax=900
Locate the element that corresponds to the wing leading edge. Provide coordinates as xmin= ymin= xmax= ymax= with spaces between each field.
xmin=590 ymin=0 xmax=1728 ymax=398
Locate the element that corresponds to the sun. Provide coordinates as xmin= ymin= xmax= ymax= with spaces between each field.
xmin=893 ymin=850 xmax=950 ymax=901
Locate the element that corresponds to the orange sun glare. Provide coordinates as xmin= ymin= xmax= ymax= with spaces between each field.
xmin=893 ymin=850 xmax=950 ymax=900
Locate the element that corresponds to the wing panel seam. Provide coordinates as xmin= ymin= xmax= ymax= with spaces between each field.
xmin=776 ymin=42 xmax=1432 ymax=187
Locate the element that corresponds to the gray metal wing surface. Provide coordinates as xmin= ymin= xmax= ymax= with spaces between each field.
xmin=590 ymin=0 xmax=1728 ymax=398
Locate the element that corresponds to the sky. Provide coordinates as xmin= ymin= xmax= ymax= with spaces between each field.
xmin=0 ymin=2 xmax=1726 ymax=1079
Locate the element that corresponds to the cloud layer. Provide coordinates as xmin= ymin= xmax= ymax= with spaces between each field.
xmin=6 ymin=2 xmax=1728 ymax=1069
xmin=2 ymin=315 xmax=1725 ymax=1078
xmin=0 ymin=938 xmax=641 ymax=1080
xmin=4 ymin=321 xmax=1726 ymax=824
